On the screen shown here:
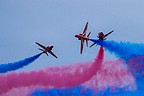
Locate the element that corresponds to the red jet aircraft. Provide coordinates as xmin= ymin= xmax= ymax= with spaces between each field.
xmin=35 ymin=42 xmax=58 ymax=58
xmin=75 ymin=22 xmax=91 ymax=54
xmin=90 ymin=30 xmax=113 ymax=47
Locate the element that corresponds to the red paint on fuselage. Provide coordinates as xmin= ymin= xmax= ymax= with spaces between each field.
xmin=44 ymin=46 xmax=53 ymax=52
xmin=75 ymin=34 xmax=89 ymax=40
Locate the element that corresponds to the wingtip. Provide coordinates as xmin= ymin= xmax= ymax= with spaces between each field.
xmin=54 ymin=56 xmax=58 ymax=59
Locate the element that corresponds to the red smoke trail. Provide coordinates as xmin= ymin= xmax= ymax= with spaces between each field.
xmin=83 ymin=59 xmax=136 ymax=92
xmin=0 ymin=46 xmax=104 ymax=94
xmin=2 ymin=58 xmax=136 ymax=96
xmin=1 ymin=86 xmax=42 ymax=96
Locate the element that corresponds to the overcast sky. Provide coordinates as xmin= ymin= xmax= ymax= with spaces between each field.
xmin=0 ymin=0 xmax=144 ymax=71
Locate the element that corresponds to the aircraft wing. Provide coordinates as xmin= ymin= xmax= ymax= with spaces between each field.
xmin=80 ymin=39 xmax=84 ymax=54
xmin=104 ymin=30 xmax=113 ymax=37
xmin=49 ymin=51 xmax=58 ymax=58
xmin=35 ymin=42 xmax=46 ymax=49
xmin=82 ymin=22 xmax=88 ymax=36
xmin=90 ymin=43 xmax=97 ymax=47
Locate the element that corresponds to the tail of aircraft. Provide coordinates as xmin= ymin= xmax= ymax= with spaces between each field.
xmin=86 ymin=32 xmax=91 ymax=46
xmin=38 ymin=48 xmax=48 ymax=56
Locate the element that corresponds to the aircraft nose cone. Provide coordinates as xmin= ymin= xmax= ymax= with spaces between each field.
xmin=75 ymin=35 xmax=78 ymax=37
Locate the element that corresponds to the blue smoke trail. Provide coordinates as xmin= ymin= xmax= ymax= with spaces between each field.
xmin=30 ymin=85 xmax=144 ymax=96
xmin=89 ymin=39 xmax=144 ymax=96
xmin=0 ymin=53 xmax=42 ymax=73
xmin=128 ymin=55 xmax=144 ymax=92
xmin=90 ymin=39 xmax=144 ymax=60
xmin=101 ymin=88 xmax=143 ymax=96
xmin=89 ymin=39 xmax=144 ymax=78
xmin=28 ymin=40 xmax=144 ymax=96
xmin=30 ymin=86 xmax=94 ymax=96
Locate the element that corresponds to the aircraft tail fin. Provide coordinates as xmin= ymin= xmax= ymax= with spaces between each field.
xmin=86 ymin=32 xmax=91 ymax=46
xmin=87 ymin=32 xmax=91 ymax=38
xmin=38 ymin=48 xmax=48 ymax=56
